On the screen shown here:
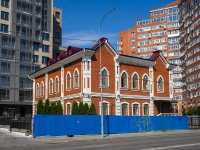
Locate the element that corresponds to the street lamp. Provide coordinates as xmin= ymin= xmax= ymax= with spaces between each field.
xmin=99 ymin=8 xmax=115 ymax=138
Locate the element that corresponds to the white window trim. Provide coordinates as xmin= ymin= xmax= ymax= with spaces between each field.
xmin=157 ymin=75 xmax=164 ymax=93
xmin=49 ymin=78 xmax=53 ymax=95
xmin=73 ymin=68 xmax=79 ymax=89
xmin=40 ymin=81 xmax=44 ymax=97
xmin=36 ymin=83 xmax=39 ymax=98
xmin=66 ymin=71 xmax=71 ymax=91
xmin=120 ymin=70 xmax=129 ymax=89
xmin=132 ymin=102 xmax=140 ymax=116
xmin=54 ymin=76 xmax=59 ymax=93
xmin=101 ymin=67 xmax=110 ymax=87
xmin=132 ymin=72 xmax=140 ymax=90
xmin=99 ymin=100 xmax=110 ymax=115
xmin=121 ymin=101 xmax=129 ymax=116
xmin=66 ymin=102 xmax=72 ymax=115
xmin=142 ymin=102 xmax=150 ymax=116
xmin=142 ymin=74 xmax=150 ymax=91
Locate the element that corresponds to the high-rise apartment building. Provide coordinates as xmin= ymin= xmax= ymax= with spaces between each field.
xmin=179 ymin=0 xmax=200 ymax=111
xmin=117 ymin=0 xmax=182 ymax=114
xmin=0 ymin=0 xmax=59 ymax=118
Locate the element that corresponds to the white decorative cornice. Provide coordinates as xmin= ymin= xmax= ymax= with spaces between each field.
xmin=63 ymin=94 xmax=81 ymax=100
xmin=30 ymin=49 xmax=95 ymax=78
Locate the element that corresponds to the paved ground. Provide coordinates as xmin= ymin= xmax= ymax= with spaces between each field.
xmin=0 ymin=128 xmax=200 ymax=150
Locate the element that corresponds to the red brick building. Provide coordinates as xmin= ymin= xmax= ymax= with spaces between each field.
xmin=30 ymin=38 xmax=176 ymax=116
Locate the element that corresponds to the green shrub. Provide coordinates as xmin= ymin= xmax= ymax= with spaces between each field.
xmin=44 ymin=99 xmax=51 ymax=114
xmin=89 ymin=103 xmax=97 ymax=115
xmin=79 ymin=102 xmax=84 ymax=115
xmin=56 ymin=101 xmax=63 ymax=115
xmin=50 ymin=102 xmax=56 ymax=114
xmin=71 ymin=101 xmax=79 ymax=115
xmin=84 ymin=103 xmax=89 ymax=115
xmin=37 ymin=99 xmax=44 ymax=114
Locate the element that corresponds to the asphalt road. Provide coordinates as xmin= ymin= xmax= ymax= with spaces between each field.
xmin=0 ymin=129 xmax=200 ymax=150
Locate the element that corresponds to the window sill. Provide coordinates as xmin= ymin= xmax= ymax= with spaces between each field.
xmin=49 ymin=93 xmax=53 ymax=95
xmin=142 ymin=90 xmax=150 ymax=92
xmin=132 ymin=89 xmax=140 ymax=91
xmin=157 ymin=91 xmax=164 ymax=93
xmin=66 ymin=88 xmax=71 ymax=91
xmin=120 ymin=88 xmax=129 ymax=91
xmin=99 ymin=86 xmax=110 ymax=89
xmin=54 ymin=92 xmax=59 ymax=94
xmin=74 ymin=87 xmax=79 ymax=90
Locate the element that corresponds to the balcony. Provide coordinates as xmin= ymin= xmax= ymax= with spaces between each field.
xmin=20 ymin=70 xmax=31 ymax=76
xmin=0 ymin=95 xmax=10 ymax=101
xmin=19 ymin=83 xmax=32 ymax=89
xmin=0 ymin=68 xmax=10 ymax=74
xmin=0 ymin=82 xmax=10 ymax=87
xmin=19 ymin=96 xmax=32 ymax=102
xmin=17 ymin=7 xmax=32 ymax=14
xmin=1 ymin=42 xmax=15 ymax=49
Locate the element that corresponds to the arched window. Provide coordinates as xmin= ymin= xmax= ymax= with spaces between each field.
xmin=132 ymin=73 xmax=139 ymax=89
xmin=102 ymin=69 xmax=108 ymax=86
xmin=66 ymin=103 xmax=71 ymax=115
xmin=49 ymin=78 xmax=53 ymax=94
xmin=55 ymin=77 xmax=59 ymax=93
xmin=36 ymin=84 xmax=39 ymax=97
xmin=121 ymin=72 xmax=127 ymax=88
xmin=74 ymin=70 xmax=79 ymax=88
xmin=143 ymin=75 xmax=149 ymax=90
xmin=40 ymin=82 xmax=44 ymax=96
xmin=143 ymin=103 xmax=149 ymax=116
xmin=158 ymin=76 xmax=164 ymax=92
xmin=132 ymin=103 xmax=140 ymax=116
xmin=66 ymin=73 xmax=71 ymax=90
xmin=103 ymin=102 xmax=109 ymax=115
xmin=121 ymin=103 xmax=128 ymax=116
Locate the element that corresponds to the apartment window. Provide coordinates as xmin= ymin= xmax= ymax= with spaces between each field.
xmin=74 ymin=70 xmax=79 ymax=88
xmin=152 ymin=16 xmax=166 ymax=23
xmin=132 ymin=73 xmax=139 ymax=89
xmin=55 ymin=32 xmax=60 ymax=39
xmin=42 ymin=56 xmax=48 ymax=64
xmin=1 ymin=11 xmax=9 ymax=20
xmin=55 ymin=12 xmax=60 ymax=19
xmin=143 ymin=75 xmax=149 ymax=91
xmin=42 ymin=33 xmax=49 ymax=41
xmin=33 ymin=55 xmax=39 ymax=63
xmin=121 ymin=72 xmax=127 ymax=88
xmin=158 ymin=77 xmax=164 ymax=92
xmin=121 ymin=103 xmax=128 ymax=116
xmin=33 ymin=43 xmax=39 ymax=51
xmin=1 ymin=0 xmax=9 ymax=7
xmin=102 ymin=69 xmax=108 ymax=86
xmin=1 ymin=24 xmax=8 ymax=33
xmin=143 ymin=104 xmax=149 ymax=116
xmin=133 ymin=103 xmax=139 ymax=116
xmin=42 ymin=45 xmax=49 ymax=53
xmin=55 ymin=22 xmax=60 ymax=29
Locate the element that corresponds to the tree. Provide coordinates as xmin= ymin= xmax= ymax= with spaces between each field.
xmin=50 ymin=102 xmax=57 ymax=114
xmin=79 ymin=101 xmax=84 ymax=115
xmin=197 ymin=106 xmax=200 ymax=115
xmin=56 ymin=101 xmax=63 ymax=115
xmin=44 ymin=99 xmax=51 ymax=114
xmin=89 ymin=103 xmax=97 ymax=115
xmin=71 ymin=101 xmax=79 ymax=115
xmin=182 ymin=108 xmax=187 ymax=116
xmin=37 ymin=99 xmax=44 ymax=114
xmin=84 ymin=103 xmax=89 ymax=115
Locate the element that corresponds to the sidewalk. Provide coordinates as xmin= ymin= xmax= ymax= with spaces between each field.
xmin=1 ymin=127 xmax=199 ymax=142
xmin=35 ymin=129 xmax=200 ymax=143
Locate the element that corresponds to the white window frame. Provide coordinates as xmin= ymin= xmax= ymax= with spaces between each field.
xmin=157 ymin=75 xmax=164 ymax=92
xmin=132 ymin=102 xmax=140 ymax=116
xmin=49 ymin=78 xmax=53 ymax=94
xmin=143 ymin=103 xmax=150 ymax=116
xmin=132 ymin=72 xmax=139 ymax=90
xmin=121 ymin=102 xmax=129 ymax=116
xmin=66 ymin=102 xmax=71 ymax=115
xmin=66 ymin=71 xmax=71 ymax=90
xmin=99 ymin=100 xmax=110 ymax=115
xmin=142 ymin=74 xmax=150 ymax=91
xmin=120 ymin=71 xmax=129 ymax=89
xmin=54 ymin=76 xmax=59 ymax=93
xmin=73 ymin=69 xmax=79 ymax=89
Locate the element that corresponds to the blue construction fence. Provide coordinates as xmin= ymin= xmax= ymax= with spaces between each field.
xmin=33 ymin=115 xmax=188 ymax=137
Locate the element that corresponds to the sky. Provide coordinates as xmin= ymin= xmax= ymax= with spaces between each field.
xmin=54 ymin=0 xmax=176 ymax=50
